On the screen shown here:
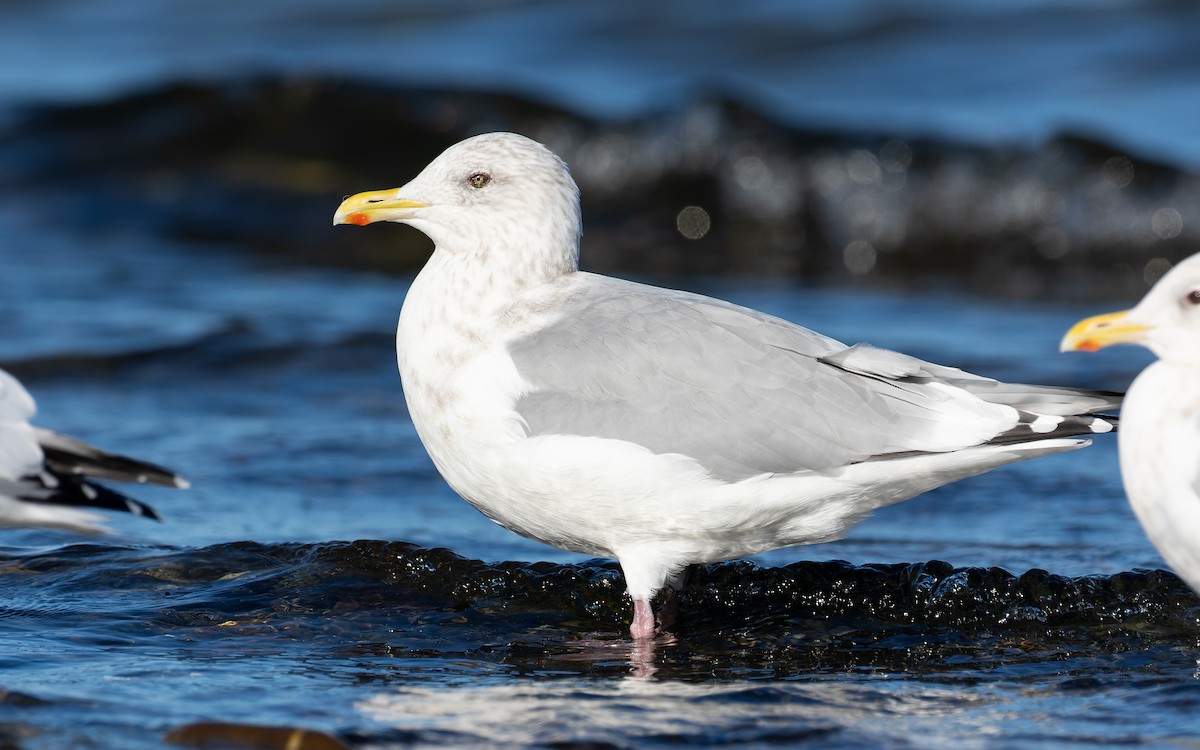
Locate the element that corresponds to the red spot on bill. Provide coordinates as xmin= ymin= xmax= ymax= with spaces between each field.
xmin=346 ymin=212 xmax=372 ymax=226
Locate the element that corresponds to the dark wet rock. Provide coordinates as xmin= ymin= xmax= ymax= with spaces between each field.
xmin=4 ymin=540 xmax=1196 ymax=675
xmin=1 ymin=77 xmax=1197 ymax=300
xmin=689 ymin=559 xmax=1196 ymax=631
xmin=3 ymin=539 xmax=1197 ymax=682
xmin=0 ymin=695 xmax=44 ymax=750
xmin=0 ymin=723 xmax=35 ymax=750
xmin=164 ymin=722 xmax=349 ymax=750
xmin=0 ymin=691 xmax=45 ymax=708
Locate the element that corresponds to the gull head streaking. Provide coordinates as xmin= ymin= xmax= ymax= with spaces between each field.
xmin=336 ymin=132 xmax=1120 ymax=639
xmin=0 ymin=368 xmax=188 ymax=534
xmin=1062 ymin=254 xmax=1200 ymax=594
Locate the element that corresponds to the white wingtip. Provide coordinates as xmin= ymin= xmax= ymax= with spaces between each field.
xmin=1028 ymin=414 xmax=1064 ymax=434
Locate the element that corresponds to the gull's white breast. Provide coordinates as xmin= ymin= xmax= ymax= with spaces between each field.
xmin=1119 ymin=362 xmax=1200 ymax=592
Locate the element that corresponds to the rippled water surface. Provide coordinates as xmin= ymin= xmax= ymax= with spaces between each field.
xmin=2 ymin=538 xmax=1199 ymax=749
xmin=2 ymin=203 xmax=1196 ymax=749
xmin=4 ymin=0 xmax=1200 ymax=167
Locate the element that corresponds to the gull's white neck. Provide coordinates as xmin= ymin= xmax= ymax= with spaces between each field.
xmin=1119 ymin=360 xmax=1200 ymax=592
xmin=398 ymin=236 xmax=576 ymax=355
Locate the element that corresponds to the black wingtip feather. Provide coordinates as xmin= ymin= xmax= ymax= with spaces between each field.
xmin=22 ymin=474 xmax=163 ymax=521
xmin=34 ymin=428 xmax=188 ymax=489
xmin=988 ymin=412 xmax=1119 ymax=447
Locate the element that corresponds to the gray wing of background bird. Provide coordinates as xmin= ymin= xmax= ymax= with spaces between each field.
xmin=508 ymin=274 xmax=1118 ymax=482
xmin=0 ymin=368 xmax=187 ymax=527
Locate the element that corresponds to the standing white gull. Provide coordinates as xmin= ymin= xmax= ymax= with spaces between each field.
xmin=334 ymin=132 xmax=1119 ymax=639
xmin=1062 ymin=254 xmax=1200 ymax=594
xmin=0 ymin=368 xmax=188 ymax=534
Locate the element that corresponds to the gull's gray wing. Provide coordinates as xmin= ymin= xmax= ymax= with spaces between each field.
xmin=508 ymin=274 xmax=1115 ymax=482
xmin=818 ymin=343 xmax=1123 ymax=415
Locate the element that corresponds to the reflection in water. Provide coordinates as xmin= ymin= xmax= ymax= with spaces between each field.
xmin=354 ymin=628 xmax=1200 ymax=747
xmin=552 ymin=632 xmax=674 ymax=679
xmin=356 ymin=676 xmax=1010 ymax=748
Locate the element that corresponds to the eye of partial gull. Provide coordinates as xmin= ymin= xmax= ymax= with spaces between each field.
xmin=1187 ymin=289 xmax=1200 ymax=305
xmin=467 ymin=172 xmax=491 ymax=189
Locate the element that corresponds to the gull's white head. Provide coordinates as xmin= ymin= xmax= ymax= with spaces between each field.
xmin=1062 ymin=254 xmax=1200 ymax=365
xmin=333 ymin=132 xmax=582 ymax=276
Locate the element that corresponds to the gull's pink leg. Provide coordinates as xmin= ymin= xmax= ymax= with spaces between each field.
xmin=630 ymin=598 xmax=656 ymax=640
xmin=630 ymin=589 xmax=680 ymax=639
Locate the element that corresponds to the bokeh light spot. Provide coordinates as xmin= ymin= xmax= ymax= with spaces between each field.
xmin=1144 ymin=257 xmax=1172 ymax=286
xmin=843 ymin=240 xmax=877 ymax=274
xmin=879 ymin=140 xmax=912 ymax=172
xmin=846 ymin=150 xmax=882 ymax=186
xmin=1102 ymin=156 xmax=1134 ymax=188
xmin=676 ymin=206 xmax=711 ymax=240
xmin=1151 ymin=207 xmax=1183 ymax=239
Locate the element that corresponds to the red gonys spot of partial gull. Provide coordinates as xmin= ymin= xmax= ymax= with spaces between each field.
xmin=346 ymin=213 xmax=371 ymax=226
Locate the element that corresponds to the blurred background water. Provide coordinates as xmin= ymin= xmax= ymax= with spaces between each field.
xmin=1 ymin=1 xmax=1199 ymax=748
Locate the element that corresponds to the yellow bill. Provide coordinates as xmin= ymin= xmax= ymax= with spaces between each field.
xmin=333 ymin=189 xmax=428 ymax=226
xmin=1060 ymin=310 xmax=1148 ymax=352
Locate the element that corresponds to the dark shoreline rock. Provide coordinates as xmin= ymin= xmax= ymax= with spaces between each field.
xmin=2 ymin=76 xmax=1196 ymax=300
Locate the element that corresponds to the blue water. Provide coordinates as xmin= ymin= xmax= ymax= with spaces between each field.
xmin=3 ymin=195 xmax=1195 ymax=748
xmin=2 ymin=2 xmax=1199 ymax=748
xmin=2 ymin=1 xmax=1200 ymax=167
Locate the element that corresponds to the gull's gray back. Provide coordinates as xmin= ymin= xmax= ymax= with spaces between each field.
xmin=508 ymin=274 xmax=1033 ymax=481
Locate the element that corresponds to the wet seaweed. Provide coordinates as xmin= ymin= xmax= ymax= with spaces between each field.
xmin=1 ymin=540 xmax=1195 ymax=682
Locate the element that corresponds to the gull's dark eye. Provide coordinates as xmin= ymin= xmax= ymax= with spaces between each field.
xmin=467 ymin=172 xmax=491 ymax=189
xmin=1187 ymin=290 xmax=1200 ymax=305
